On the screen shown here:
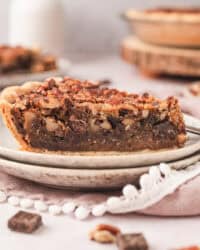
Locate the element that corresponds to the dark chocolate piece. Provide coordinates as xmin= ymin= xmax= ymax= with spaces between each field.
xmin=8 ymin=211 xmax=42 ymax=233
xmin=116 ymin=233 xmax=149 ymax=250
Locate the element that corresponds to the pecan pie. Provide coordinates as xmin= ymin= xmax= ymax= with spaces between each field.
xmin=0 ymin=45 xmax=57 ymax=74
xmin=125 ymin=7 xmax=200 ymax=47
xmin=0 ymin=77 xmax=186 ymax=152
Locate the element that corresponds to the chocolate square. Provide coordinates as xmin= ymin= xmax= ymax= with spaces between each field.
xmin=116 ymin=233 xmax=149 ymax=250
xmin=8 ymin=211 xmax=42 ymax=233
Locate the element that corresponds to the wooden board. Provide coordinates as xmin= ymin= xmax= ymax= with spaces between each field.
xmin=121 ymin=36 xmax=200 ymax=77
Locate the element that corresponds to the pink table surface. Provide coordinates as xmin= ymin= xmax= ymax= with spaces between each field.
xmin=1 ymin=204 xmax=199 ymax=250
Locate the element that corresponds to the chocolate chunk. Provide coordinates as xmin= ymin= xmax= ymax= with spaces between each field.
xmin=8 ymin=211 xmax=42 ymax=233
xmin=116 ymin=233 xmax=148 ymax=250
xmin=119 ymin=109 xmax=129 ymax=117
xmin=107 ymin=116 xmax=120 ymax=129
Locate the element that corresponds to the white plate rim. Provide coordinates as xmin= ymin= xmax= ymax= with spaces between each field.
xmin=0 ymin=152 xmax=199 ymax=190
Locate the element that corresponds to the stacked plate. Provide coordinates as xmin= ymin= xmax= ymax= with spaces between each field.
xmin=0 ymin=114 xmax=199 ymax=190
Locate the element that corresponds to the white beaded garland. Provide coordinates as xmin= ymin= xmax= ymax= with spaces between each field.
xmin=8 ymin=196 xmax=20 ymax=206
xmin=149 ymin=166 xmax=162 ymax=182
xmin=159 ymin=163 xmax=171 ymax=176
xmin=48 ymin=205 xmax=62 ymax=215
xmin=20 ymin=198 xmax=33 ymax=208
xmin=34 ymin=200 xmax=47 ymax=212
xmin=62 ymin=202 xmax=76 ymax=214
xmin=0 ymin=162 xmax=195 ymax=220
xmin=75 ymin=206 xmax=90 ymax=220
xmin=0 ymin=191 xmax=7 ymax=202
xmin=106 ymin=196 xmax=121 ymax=210
xmin=140 ymin=174 xmax=154 ymax=190
xmin=122 ymin=184 xmax=138 ymax=199
xmin=92 ymin=204 xmax=107 ymax=217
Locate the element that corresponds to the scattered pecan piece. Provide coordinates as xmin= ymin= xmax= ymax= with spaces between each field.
xmin=188 ymin=82 xmax=200 ymax=96
xmin=91 ymin=230 xmax=116 ymax=243
xmin=89 ymin=223 xmax=121 ymax=244
xmin=175 ymin=246 xmax=200 ymax=250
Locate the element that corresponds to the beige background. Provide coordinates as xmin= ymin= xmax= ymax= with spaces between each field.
xmin=1 ymin=0 xmax=200 ymax=54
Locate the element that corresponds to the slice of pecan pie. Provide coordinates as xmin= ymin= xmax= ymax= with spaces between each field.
xmin=0 ymin=77 xmax=186 ymax=152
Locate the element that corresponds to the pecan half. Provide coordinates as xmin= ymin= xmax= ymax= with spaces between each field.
xmin=89 ymin=224 xmax=121 ymax=244
xmin=176 ymin=246 xmax=200 ymax=250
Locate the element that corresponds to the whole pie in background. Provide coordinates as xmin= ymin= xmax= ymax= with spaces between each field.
xmin=124 ymin=7 xmax=200 ymax=47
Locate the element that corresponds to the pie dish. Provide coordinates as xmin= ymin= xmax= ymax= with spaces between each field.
xmin=0 ymin=45 xmax=57 ymax=74
xmin=0 ymin=77 xmax=186 ymax=153
xmin=124 ymin=7 xmax=200 ymax=47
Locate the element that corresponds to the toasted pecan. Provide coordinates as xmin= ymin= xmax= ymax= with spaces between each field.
xmin=89 ymin=224 xmax=121 ymax=244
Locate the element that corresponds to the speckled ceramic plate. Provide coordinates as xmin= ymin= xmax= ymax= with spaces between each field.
xmin=0 ymin=114 xmax=199 ymax=169
xmin=0 ymin=58 xmax=70 ymax=88
xmin=0 ymin=152 xmax=199 ymax=190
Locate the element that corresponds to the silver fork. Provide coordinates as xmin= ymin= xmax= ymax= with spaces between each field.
xmin=184 ymin=114 xmax=200 ymax=136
